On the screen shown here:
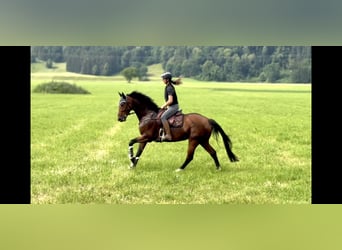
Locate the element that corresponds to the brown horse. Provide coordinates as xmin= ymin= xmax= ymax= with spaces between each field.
xmin=117 ymin=91 xmax=238 ymax=171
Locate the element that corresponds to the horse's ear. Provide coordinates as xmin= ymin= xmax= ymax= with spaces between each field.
xmin=118 ymin=92 xmax=126 ymax=99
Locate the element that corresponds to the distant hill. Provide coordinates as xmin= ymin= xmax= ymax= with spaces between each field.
xmin=31 ymin=61 xmax=165 ymax=82
xmin=31 ymin=46 xmax=312 ymax=83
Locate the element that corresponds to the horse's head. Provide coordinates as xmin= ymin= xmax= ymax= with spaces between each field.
xmin=117 ymin=92 xmax=133 ymax=122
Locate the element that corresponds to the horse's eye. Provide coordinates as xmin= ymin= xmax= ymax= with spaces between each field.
xmin=120 ymin=102 xmax=125 ymax=107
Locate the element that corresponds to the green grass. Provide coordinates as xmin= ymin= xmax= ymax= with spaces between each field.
xmin=31 ymin=64 xmax=311 ymax=204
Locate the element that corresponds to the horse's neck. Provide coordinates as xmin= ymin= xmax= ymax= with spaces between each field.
xmin=130 ymin=98 xmax=158 ymax=121
xmin=138 ymin=111 xmax=157 ymax=125
xmin=134 ymin=107 xmax=156 ymax=121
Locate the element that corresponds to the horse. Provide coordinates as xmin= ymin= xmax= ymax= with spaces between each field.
xmin=117 ymin=91 xmax=239 ymax=171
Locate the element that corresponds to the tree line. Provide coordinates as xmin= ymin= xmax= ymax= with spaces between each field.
xmin=31 ymin=46 xmax=311 ymax=83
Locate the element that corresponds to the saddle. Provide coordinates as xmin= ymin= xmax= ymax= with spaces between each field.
xmin=157 ymin=109 xmax=184 ymax=128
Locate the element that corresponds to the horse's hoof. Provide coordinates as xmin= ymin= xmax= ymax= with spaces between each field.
xmin=216 ymin=167 xmax=222 ymax=171
xmin=175 ymin=168 xmax=184 ymax=172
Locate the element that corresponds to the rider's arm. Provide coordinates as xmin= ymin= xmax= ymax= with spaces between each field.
xmin=161 ymin=95 xmax=173 ymax=109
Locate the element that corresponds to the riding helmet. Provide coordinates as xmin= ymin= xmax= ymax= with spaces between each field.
xmin=161 ymin=72 xmax=172 ymax=79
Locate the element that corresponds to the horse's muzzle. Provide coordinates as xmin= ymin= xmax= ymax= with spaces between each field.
xmin=118 ymin=116 xmax=127 ymax=122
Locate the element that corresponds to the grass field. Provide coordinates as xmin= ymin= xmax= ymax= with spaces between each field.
xmin=31 ymin=63 xmax=311 ymax=204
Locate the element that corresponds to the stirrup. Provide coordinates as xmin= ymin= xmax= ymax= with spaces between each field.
xmin=156 ymin=128 xmax=164 ymax=142
xmin=159 ymin=128 xmax=164 ymax=138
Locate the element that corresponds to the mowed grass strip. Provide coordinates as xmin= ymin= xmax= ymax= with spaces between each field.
xmin=31 ymin=73 xmax=311 ymax=204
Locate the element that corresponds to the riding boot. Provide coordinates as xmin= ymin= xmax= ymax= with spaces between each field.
xmin=161 ymin=119 xmax=172 ymax=141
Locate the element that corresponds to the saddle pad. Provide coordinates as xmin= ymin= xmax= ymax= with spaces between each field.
xmin=168 ymin=111 xmax=184 ymax=128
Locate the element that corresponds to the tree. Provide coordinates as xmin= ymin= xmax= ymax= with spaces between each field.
xmin=101 ymin=62 xmax=110 ymax=76
xmin=31 ymin=46 xmax=64 ymax=62
xmin=81 ymin=58 xmax=91 ymax=74
xmin=290 ymin=60 xmax=311 ymax=83
xmin=92 ymin=64 xmax=99 ymax=75
xmin=181 ymin=59 xmax=200 ymax=77
xmin=137 ymin=64 xmax=148 ymax=81
xmin=200 ymin=60 xmax=220 ymax=81
xmin=131 ymin=62 xmax=148 ymax=81
xmin=121 ymin=67 xmax=137 ymax=83
xmin=46 ymin=59 xmax=53 ymax=69
xmin=263 ymin=63 xmax=281 ymax=83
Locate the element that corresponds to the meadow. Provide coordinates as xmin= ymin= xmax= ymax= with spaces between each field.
xmin=31 ymin=63 xmax=311 ymax=204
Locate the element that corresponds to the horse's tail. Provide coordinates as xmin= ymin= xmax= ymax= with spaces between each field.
xmin=209 ymin=119 xmax=239 ymax=162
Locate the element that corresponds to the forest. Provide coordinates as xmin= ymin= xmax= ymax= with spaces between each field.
xmin=31 ymin=46 xmax=311 ymax=83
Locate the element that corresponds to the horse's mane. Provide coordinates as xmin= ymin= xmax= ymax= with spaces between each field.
xmin=127 ymin=91 xmax=160 ymax=113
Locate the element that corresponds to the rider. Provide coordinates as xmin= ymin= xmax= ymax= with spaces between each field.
xmin=160 ymin=72 xmax=182 ymax=141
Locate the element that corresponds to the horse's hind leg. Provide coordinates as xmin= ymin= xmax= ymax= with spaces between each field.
xmin=200 ymin=141 xmax=221 ymax=170
xmin=177 ymin=139 xmax=200 ymax=171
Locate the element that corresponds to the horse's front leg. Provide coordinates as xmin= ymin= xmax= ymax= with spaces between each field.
xmin=128 ymin=137 xmax=148 ymax=169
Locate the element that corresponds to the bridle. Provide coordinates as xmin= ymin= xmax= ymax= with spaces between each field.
xmin=119 ymin=98 xmax=134 ymax=120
